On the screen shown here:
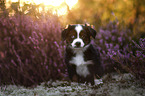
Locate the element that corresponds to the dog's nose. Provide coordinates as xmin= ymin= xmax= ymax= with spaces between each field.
xmin=75 ymin=42 xmax=81 ymax=47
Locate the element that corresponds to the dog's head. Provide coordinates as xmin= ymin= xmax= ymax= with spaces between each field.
xmin=62 ymin=24 xmax=96 ymax=49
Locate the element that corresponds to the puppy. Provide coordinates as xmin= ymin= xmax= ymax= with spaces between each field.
xmin=62 ymin=24 xmax=103 ymax=85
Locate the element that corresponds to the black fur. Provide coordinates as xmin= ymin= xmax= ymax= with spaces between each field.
xmin=61 ymin=25 xmax=75 ymax=41
xmin=84 ymin=24 xmax=96 ymax=39
xmin=65 ymin=45 xmax=103 ymax=85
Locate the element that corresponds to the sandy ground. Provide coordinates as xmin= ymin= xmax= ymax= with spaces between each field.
xmin=0 ymin=73 xmax=145 ymax=96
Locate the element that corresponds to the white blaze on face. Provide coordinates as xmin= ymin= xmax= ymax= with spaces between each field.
xmin=71 ymin=24 xmax=85 ymax=48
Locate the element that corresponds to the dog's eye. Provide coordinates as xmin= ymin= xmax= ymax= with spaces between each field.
xmin=71 ymin=35 xmax=75 ymax=38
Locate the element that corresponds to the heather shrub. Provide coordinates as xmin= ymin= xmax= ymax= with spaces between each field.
xmin=95 ymin=21 xmax=132 ymax=73
xmin=129 ymin=38 xmax=145 ymax=79
xmin=0 ymin=14 xmax=66 ymax=86
xmin=111 ymin=38 xmax=145 ymax=79
xmin=95 ymin=20 xmax=145 ymax=79
xmin=0 ymin=14 xmax=144 ymax=87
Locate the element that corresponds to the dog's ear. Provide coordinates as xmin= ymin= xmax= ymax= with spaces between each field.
xmin=61 ymin=25 xmax=71 ymax=41
xmin=85 ymin=24 xmax=96 ymax=39
xmin=61 ymin=29 xmax=67 ymax=41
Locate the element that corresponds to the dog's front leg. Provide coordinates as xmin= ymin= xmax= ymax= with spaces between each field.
xmin=67 ymin=64 xmax=77 ymax=81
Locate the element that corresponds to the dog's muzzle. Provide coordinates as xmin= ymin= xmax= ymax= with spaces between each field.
xmin=71 ymin=38 xmax=85 ymax=48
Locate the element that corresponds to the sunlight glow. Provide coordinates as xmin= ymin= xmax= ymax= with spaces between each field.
xmin=33 ymin=0 xmax=64 ymax=6
xmin=65 ymin=0 xmax=78 ymax=8
xmin=9 ymin=0 xmax=78 ymax=16
xmin=11 ymin=0 xmax=18 ymax=2
xmin=32 ymin=0 xmax=78 ymax=8
xmin=52 ymin=6 xmax=68 ymax=15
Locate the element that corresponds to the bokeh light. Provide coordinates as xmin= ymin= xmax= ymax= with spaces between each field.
xmin=8 ymin=0 xmax=78 ymax=15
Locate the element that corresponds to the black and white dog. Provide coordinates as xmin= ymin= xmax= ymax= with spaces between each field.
xmin=62 ymin=24 xmax=103 ymax=85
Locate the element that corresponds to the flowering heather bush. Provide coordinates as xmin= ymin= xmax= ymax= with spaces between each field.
xmin=129 ymin=38 xmax=145 ymax=79
xmin=0 ymin=14 xmax=66 ymax=86
xmin=95 ymin=21 xmax=132 ymax=73
xmin=95 ymin=20 xmax=145 ymax=79
xmin=0 ymin=14 xmax=144 ymax=87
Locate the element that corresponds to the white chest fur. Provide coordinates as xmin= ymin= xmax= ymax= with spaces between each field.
xmin=69 ymin=50 xmax=93 ymax=77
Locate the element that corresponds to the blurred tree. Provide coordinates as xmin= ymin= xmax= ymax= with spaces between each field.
xmin=0 ymin=0 xmax=8 ymax=17
xmin=10 ymin=2 xmax=20 ymax=14
xmin=66 ymin=0 xmax=145 ymax=34
xmin=1 ymin=0 xmax=144 ymax=35
xmin=8 ymin=2 xmax=56 ymax=19
xmin=132 ymin=0 xmax=145 ymax=36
